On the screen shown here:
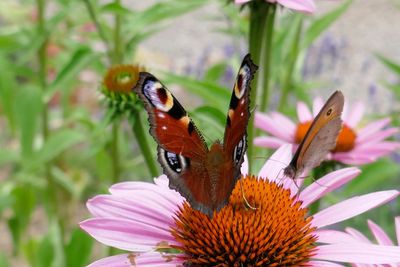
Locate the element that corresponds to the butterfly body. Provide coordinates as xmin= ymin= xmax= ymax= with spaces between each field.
xmin=133 ymin=55 xmax=257 ymax=216
xmin=284 ymin=91 xmax=344 ymax=179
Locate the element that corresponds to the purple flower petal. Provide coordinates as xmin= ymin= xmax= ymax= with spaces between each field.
xmin=88 ymin=252 xmax=184 ymax=267
xmin=312 ymin=190 xmax=400 ymax=228
xmin=367 ymin=219 xmax=394 ymax=246
xmin=254 ymin=136 xmax=287 ymax=149
xmin=345 ymin=102 xmax=365 ymax=128
xmin=316 ymin=230 xmax=360 ymax=244
xmin=345 ymin=227 xmax=372 ymax=243
xmin=312 ymin=97 xmax=324 ymax=117
xmin=299 ymin=167 xmax=360 ymax=207
xmin=314 ymin=243 xmax=400 ymax=263
xmin=297 ymin=101 xmax=313 ymax=122
xmin=308 ymin=261 xmax=345 ymax=267
xmin=258 ymin=144 xmax=292 ymax=181
xmin=277 ymin=0 xmax=316 ymax=13
xmin=357 ymin=118 xmax=391 ymax=140
xmin=255 ymin=112 xmax=294 ymax=142
xmin=80 ymin=218 xmax=180 ymax=252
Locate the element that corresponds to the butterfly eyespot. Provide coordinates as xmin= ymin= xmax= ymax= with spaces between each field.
xmin=162 ymin=149 xmax=188 ymax=174
xmin=233 ymin=136 xmax=246 ymax=165
xmin=326 ymin=108 xmax=332 ymax=116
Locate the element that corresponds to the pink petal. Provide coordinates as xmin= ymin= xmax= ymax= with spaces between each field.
xmin=367 ymin=219 xmax=394 ymax=246
xmin=241 ymin=154 xmax=249 ymax=176
xmin=297 ymin=101 xmax=313 ymax=122
xmin=314 ymin=243 xmax=400 ymax=263
xmin=258 ymin=144 xmax=292 ymax=181
xmin=313 ymin=97 xmax=324 ymax=117
xmin=109 ymin=181 xmax=184 ymax=211
xmin=88 ymin=252 xmax=184 ymax=267
xmin=80 ymin=218 xmax=180 ymax=252
xmin=277 ymin=0 xmax=316 ymax=13
xmin=299 ymin=167 xmax=361 ymax=207
xmin=357 ymin=118 xmax=391 ymax=140
xmin=270 ymin=111 xmax=296 ymax=139
xmin=345 ymin=102 xmax=365 ymax=128
xmin=331 ymin=153 xmax=375 ymax=165
xmin=255 ymin=112 xmax=294 ymax=142
xmin=312 ymin=190 xmax=400 ymax=228
xmin=308 ymin=261 xmax=345 ymax=267
xmin=316 ymin=230 xmax=360 ymax=244
xmin=345 ymin=227 xmax=372 ymax=243
xmin=254 ymin=136 xmax=287 ymax=149
xmin=235 ymin=0 xmax=250 ymax=3
xmin=396 ymin=217 xmax=400 ymax=246
xmin=87 ymin=195 xmax=175 ymax=228
xmin=357 ymin=128 xmax=399 ymax=145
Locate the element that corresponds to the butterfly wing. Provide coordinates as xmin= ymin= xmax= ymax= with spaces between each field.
xmin=133 ymin=73 xmax=211 ymax=212
xmin=222 ymin=54 xmax=258 ymax=186
xmin=284 ymin=91 xmax=344 ymax=178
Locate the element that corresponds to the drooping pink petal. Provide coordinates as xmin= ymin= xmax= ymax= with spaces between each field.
xmin=87 ymin=195 xmax=175 ymax=228
xmin=258 ymin=144 xmax=292 ymax=181
xmin=255 ymin=112 xmax=294 ymax=142
xmin=297 ymin=101 xmax=313 ymax=122
xmin=254 ymin=136 xmax=287 ymax=149
xmin=88 ymin=252 xmax=185 ymax=267
xmin=312 ymin=97 xmax=324 ymax=117
xmin=314 ymin=243 xmax=400 ymax=263
xmin=299 ymin=167 xmax=360 ymax=207
xmin=277 ymin=0 xmax=316 ymax=13
xmin=270 ymin=111 xmax=296 ymax=138
xmin=345 ymin=227 xmax=373 ymax=243
xmin=331 ymin=153 xmax=375 ymax=165
xmin=316 ymin=230 xmax=360 ymax=244
xmin=367 ymin=219 xmax=394 ymax=246
xmin=312 ymin=190 xmax=400 ymax=228
xmin=80 ymin=218 xmax=180 ymax=252
xmin=308 ymin=261 xmax=345 ymax=267
xmin=345 ymin=102 xmax=365 ymax=128
xmin=356 ymin=118 xmax=391 ymax=140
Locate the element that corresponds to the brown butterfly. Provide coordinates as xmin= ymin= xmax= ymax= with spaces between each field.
xmin=283 ymin=91 xmax=344 ymax=179
xmin=133 ymin=54 xmax=258 ymax=217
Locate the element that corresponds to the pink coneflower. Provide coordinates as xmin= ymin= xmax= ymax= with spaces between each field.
xmin=80 ymin=145 xmax=400 ymax=266
xmin=255 ymin=97 xmax=400 ymax=165
xmin=235 ymin=0 xmax=316 ymax=14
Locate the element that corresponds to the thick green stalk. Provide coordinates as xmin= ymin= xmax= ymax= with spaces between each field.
xmin=247 ymin=2 xmax=268 ymax=173
xmin=132 ymin=113 xmax=159 ymax=177
xmin=37 ymin=0 xmax=57 ymax=218
xmin=279 ymin=17 xmax=303 ymax=110
xmin=111 ymin=122 xmax=120 ymax=184
xmin=259 ymin=4 xmax=276 ymax=113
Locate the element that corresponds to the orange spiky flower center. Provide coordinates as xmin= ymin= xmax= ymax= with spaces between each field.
xmin=295 ymin=121 xmax=357 ymax=152
xmin=103 ymin=64 xmax=143 ymax=93
xmin=171 ymin=176 xmax=317 ymax=266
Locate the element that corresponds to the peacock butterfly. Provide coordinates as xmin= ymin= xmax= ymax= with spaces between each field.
xmin=133 ymin=54 xmax=257 ymax=217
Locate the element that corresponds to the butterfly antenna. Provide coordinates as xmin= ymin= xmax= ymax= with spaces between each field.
xmin=240 ymin=178 xmax=257 ymax=210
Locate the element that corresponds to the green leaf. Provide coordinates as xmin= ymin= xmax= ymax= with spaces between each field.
xmin=101 ymin=2 xmax=132 ymax=16
xmin=14 ymin=86 xmax=42 ymax=159
xmin=303 ymin=0 xmax=352 ymax=48
xmin=204 ymin=63 xmax=228 ymax=82
xmin=45 ymin=47 xmax=95 ymax=102
xmin=161 ymin=73 xmax=231 ymax=112
xmin=31 ymin=129 xmax=85 ymax=165
xmin=0 ymin=56 xmax=17 ymax=130
xmin=125 ymin=0 xmax=207 ymax=36
xmin=0 ymin=149 xmax=18 ymax=166
xmin=190 ymin=106 xmax=226 ymax=145
xmin=344 ymin=159 xmax=400 ymax=194
xmin=0 ymin=253 xmax=10 ymax=267
xmin=377 ymin=54 xmax=400 ymax=75
xmin=65 ymin=228 xmax=93 ymax=267
xmin=36 ymin=235 xmax=54 ymax=267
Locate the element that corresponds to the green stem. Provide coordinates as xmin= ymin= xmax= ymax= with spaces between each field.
xmin=113 ymin=0 xmax=122 ymax=64
xmin=111 ymin=122 xmax=120 ymax=184
xmin=259 ymin=4 xmax=276 ymax=113
xmin=132 ymin=113 xmax=159 ymax=177
xmin=37 ymin=0 xmax=57 ymax=216
xmin=247 ymin=2 xmax=268 ymax=173
xmin=279 ymin=17 xmax=303 ymax=110
xmin=82 ymin=0 xmax=113 ymax=63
